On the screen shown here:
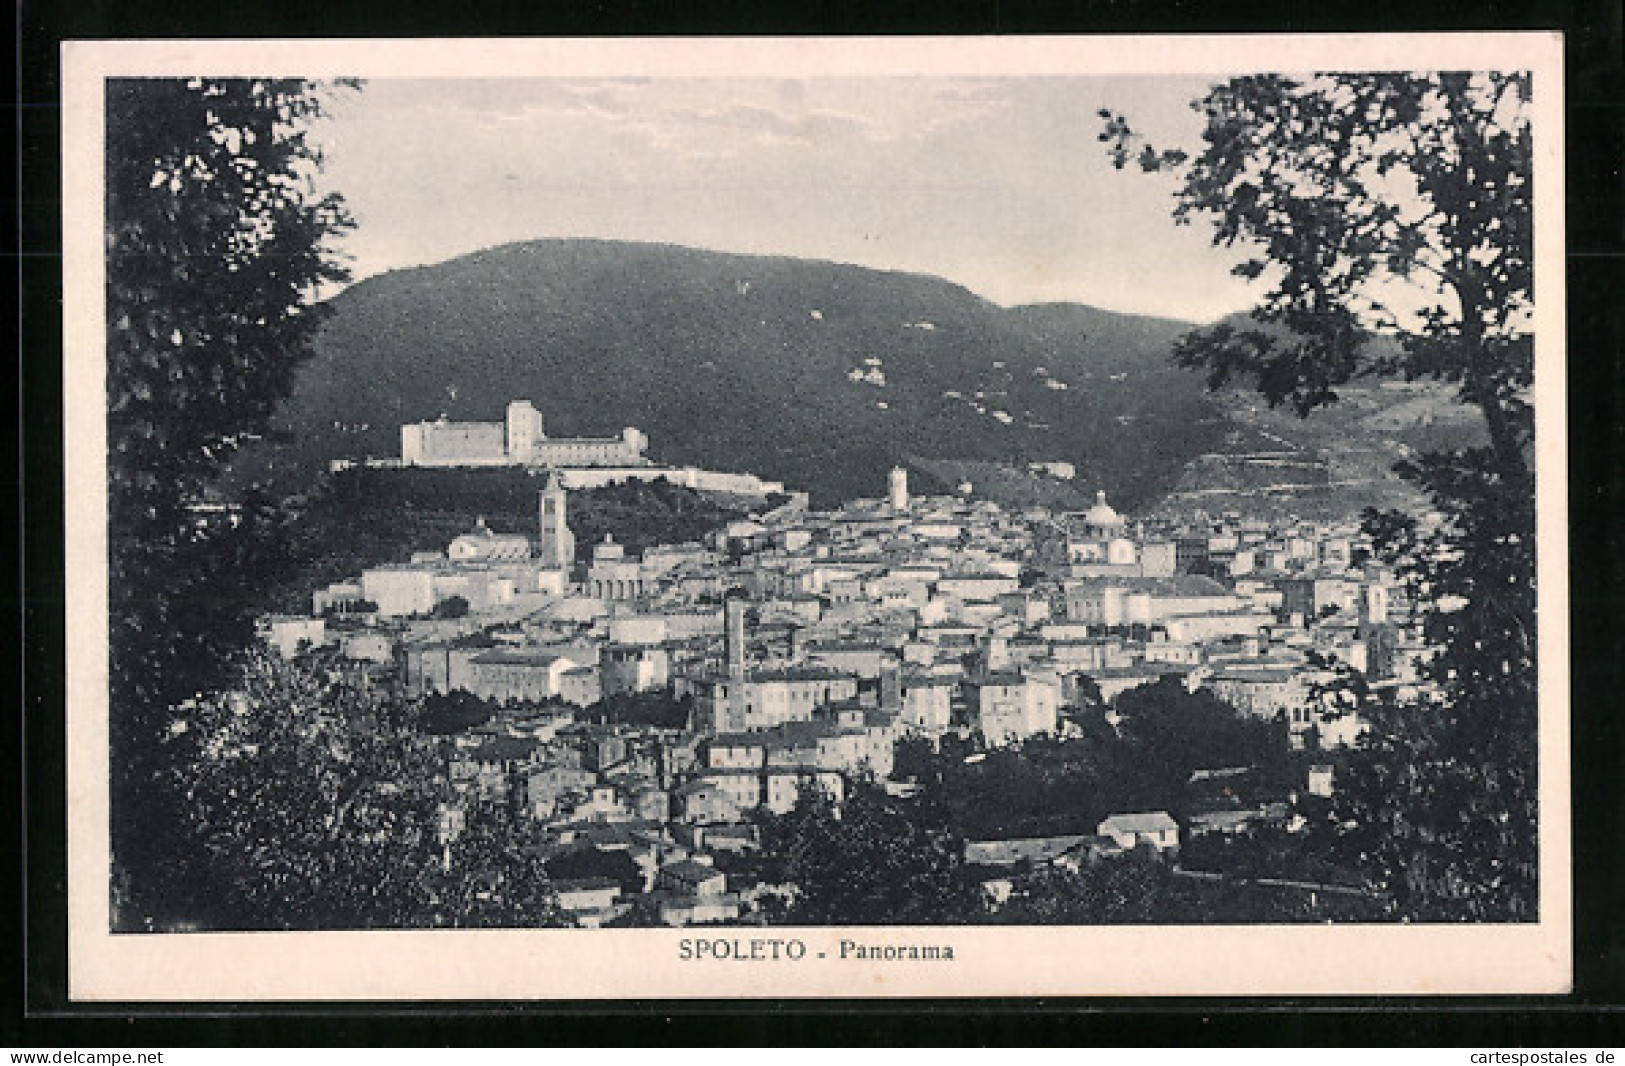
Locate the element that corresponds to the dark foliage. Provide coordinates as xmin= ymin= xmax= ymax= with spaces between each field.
xmin=544 ymin=848 xmax=645 ymax=895
xmin=1102 ymin=72 xmax=1538 ymax=920
xmin=990 ymin=861 xmax=1383 ymax=925
xmin=757 ymin=782 xmax=980 ymax=924
xmin=433 ymin=594 xmax=470 ymax=619
xmin=1113 ymin=678 xmax=1295 ymax=799
xmin=589 ymin=690 xmax=693 ymax=731
xmin=418 ymin=690 xmax=496 ymax=735
xmin=257 ymin=238 xmax=1231 ymax=510
xmin=121 ymin=652 xmax=566 ymax=930
xmin=105 ymin=78 xmax=356 ymax=923
xmin=916 ymin=682 xmax=1292 ymax=841
xmin=252 ymin=466 xmax=752 ymax=614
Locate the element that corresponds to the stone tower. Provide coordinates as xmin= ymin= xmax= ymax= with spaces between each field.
xmin=888 ymin=465 xmax=910 ymax=512
xmin=506 ymin=400 xmax=544 ymax=462
xmin=536 ymin=471 xmax=575 ymax=571
xmin=724 ymin=593 xmax=748 ymax=680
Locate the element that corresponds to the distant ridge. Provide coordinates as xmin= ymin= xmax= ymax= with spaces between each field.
xmin=254 ymin=239 xmax=1472 ymax=515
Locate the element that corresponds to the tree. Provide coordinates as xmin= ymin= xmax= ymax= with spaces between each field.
xmin=1101 ymin=72 xmax=1537 ymax=919
xmin=105 ymin=78 xmax=357 ymax=922
xmin=591 ymin=690 xmax=693 ymax=730
xmin=129 ymin=651 xmax=443 ymax=929
xmin=1101 ymin=73 xmax=1532 ymax=468
xmin=418 ymin=690 xmax=497 ymax=735
xmin=429 ymin=799 xmax=569 ymax=929
xmin=433 ymin=594 xmax=470 ymax=619
xmin=993 ymin=861 xmax=1382 ymax=925
xmin=1114 ymin=677 xmax=1292 ymax=797
xmin=121 ymin=652 xmax=568 ymax=930
xmin=107 ymin=77 xmax=356 ymax=713
xmin=758 ymin=782 xmax=980 ymax=924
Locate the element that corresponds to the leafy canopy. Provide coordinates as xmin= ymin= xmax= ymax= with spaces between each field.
xmin=106 ymin=77 xmax=356 ymax=716
xmin=1102 ymin=72 xmax=1533 ymax=481
xmin=105 ymin=78 xmax=358 ymax=920
xmin=1101 ymin=71 xmax=1539 ymax=920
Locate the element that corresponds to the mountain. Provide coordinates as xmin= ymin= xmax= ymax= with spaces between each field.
xmin=1146 ymin=313 xmax=1487 ymax=520
xmin=259 ymin=239 xmax=1222 ymax=512
xmin=256 ymin=238 xmax=1475 ymax=517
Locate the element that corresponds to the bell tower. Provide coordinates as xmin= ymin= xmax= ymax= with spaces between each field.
xmin=537 ymin=471 xmax=575 ymax=571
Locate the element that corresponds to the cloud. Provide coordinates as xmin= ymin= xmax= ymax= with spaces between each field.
xmin=451 ymin=80 xmax=652 ymax=130
xmin=933 ymin=83 xmax=1011 ymax=105
xmin=662 ymin=101 xmax=880 ymax=147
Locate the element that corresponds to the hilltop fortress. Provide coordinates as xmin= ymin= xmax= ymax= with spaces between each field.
xmin=391 ymin=399 xmax=794 ymax=502
xmin=401 ymin=400 xmax=650 ymax=469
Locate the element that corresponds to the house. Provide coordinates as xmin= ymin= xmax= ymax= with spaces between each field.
xmin=340 ymin=630 xmax=394 ymax=663
xmin=967 ymin=673 xmax=1059 ymax=746
xmin=963 ymin=835 xmax=1091 ymax=868
xmin=697 ymin=824 xmax=759 ymax=854
xmin=361 ymin=565 xmax=438 ymax=618
xmin=1307 ymin=764 xmax=1335 ymax=797
xmin=1205 ymin=666 xmax=1308 ymax=720
xmin=551 ymin=877 xmax=623 ymax=919
xmin=705 ymin=716 xmax=895 ymax=780
xmin=257 ymin=615 xmax=326 ymax=659
xmin=899 ymin=673 xmax=955 ymax=733
xmin=1064 ymin=576 xmax=1242 ymax=628
xmin=655 ymin=891 xmax=743 ymax=926
xmin=1185 ymin=804 xmax=1288 ymax=838
xmin=451 ymin=735 xmax=541 ymax=799
xmin=461 ymin=649 xmax=583 ymax=703
xmin=762 ymin=768 xmax=844 ymax=815
xmin=447 ymin=518 xmax=531 ymax=563
xmin=673 ymin=779 xmax=744 ymax=825
xmin=524 ymin=763 xmax=597 ymax=820
xmin=1096 ymin=811 xmax=1180 ymax=855
xmin=600 ymin=642 xmax=671 ymax=696
xmin=935 ymin=572 xmax=1021 ymax=602
xmin=805 ymin=641 xmax=890 ymax=679
xmin=688 ymin=666 xmax=860 ymax=734
xmin=659 ymin=858 xmax=728 ymax=897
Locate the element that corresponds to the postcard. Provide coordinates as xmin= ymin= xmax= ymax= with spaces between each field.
xmin=62 ymin=33 xmax=1569 ymax=999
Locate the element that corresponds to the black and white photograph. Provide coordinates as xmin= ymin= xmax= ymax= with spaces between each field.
xmin=62 ymin=34 xmax=1570 ymax=999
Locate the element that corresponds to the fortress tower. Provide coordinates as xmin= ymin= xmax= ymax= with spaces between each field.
xmin=536 ymin=471 xmax=575 ymax=571
xmin=506 ymin=400 xmax=544 ymax=461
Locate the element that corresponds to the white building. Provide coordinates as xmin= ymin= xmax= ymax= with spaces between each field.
xmin=447 ymin=517 xmax=530 ymax=563
xmin=400 ymin=399 xmax=649 ymax=469
xmin=1096 ymin=811 xmax=1180 ymax=854
xmin=361 ymin=566 xmax=437 ymax=618
xmin=258 ymin=615 xmax=326 ymax=658
xmin=969 ymin=673 xmax=1059 ymax=746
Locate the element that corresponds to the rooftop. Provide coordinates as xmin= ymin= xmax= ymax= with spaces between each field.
xmin=470 ymin=649 xmax=576 ymax=667
xmin=1067 ymin=575 xmax=1232 ymax=597
xmin=1098 ymin=811 xmax=1178 ymax=833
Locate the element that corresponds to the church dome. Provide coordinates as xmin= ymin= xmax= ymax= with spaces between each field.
xmin=1084 ymin=490 xmax=1124 ymax=529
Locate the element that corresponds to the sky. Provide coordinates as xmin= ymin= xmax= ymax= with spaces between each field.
xmin=309 ymin=75 xmax=1266 ymax=322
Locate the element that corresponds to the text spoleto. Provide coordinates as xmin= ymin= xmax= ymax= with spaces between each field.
xmin=678 ymin=937 xmax=807 ymax=961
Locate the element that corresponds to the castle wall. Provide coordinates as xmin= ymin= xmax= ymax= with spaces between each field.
xmin=401 ymin=421 xmax=507 ymax=464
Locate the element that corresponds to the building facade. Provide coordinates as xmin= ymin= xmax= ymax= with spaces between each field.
xmin=401 ymin=399 xmax=649 ymax=469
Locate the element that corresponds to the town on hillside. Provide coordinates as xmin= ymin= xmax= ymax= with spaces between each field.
xmin=247 ymin=399 xmax=1432 ymax=927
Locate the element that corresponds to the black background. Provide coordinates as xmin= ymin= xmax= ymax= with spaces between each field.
xmin=11 ymin=0 xmax=1624 ymax=1046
